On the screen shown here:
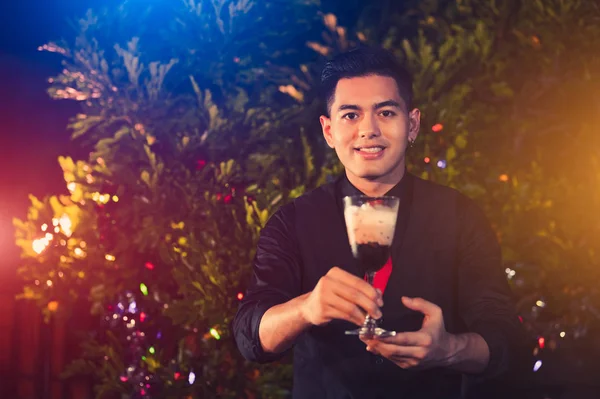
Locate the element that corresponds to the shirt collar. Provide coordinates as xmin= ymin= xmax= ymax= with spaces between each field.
xmin=339 ymin=169 xmax=411 ymax=200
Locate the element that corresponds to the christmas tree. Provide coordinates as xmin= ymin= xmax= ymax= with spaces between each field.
xmin=14 ymin=0 xmax=600 ymax=397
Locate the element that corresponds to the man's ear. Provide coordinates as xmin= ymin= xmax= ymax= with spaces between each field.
xmin=408 ymin=108 xmax=421 ymax=142
xmin=320 ymin=115 xmax=335 ymax=149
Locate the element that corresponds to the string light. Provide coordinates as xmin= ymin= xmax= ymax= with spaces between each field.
xmin=210 ymin=328 xmax=221 ymax=340
xmin=47 ymin=301 xmax=59 ymax=312
xmin=140 ymin=283 xmax=149 ymax=296
xmin=533 ymin=360 xmax=542 ymax=372
xmin=237 ymin=292 xmax=244 ymax=300
xmin=536 ymin=300 xmax=546 ymax=308
xmin=188 ymin=371 xmax=196 ymax=384
xmin=499 ymin=174 xmax=509 ymax=182
xmin=145 ymin=262 xmax=155 ymax=270
xmin=538 ymin=337 xmax=545 ymax=349
xmin=560 ymin=331 xmax=566 ymax=338
xmin=431 ymin=123 xmax=443 ymax=132
xmin=424 ymin=157 xmax=431 ymax=164
xmin=105 ymin=254 xmax=116 ymax=261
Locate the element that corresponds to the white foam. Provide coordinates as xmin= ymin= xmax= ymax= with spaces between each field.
xmin=343 ymin=199 xmax=398 ymax=254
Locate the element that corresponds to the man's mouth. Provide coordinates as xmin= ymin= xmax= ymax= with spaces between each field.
xmin=355 ymin=146 xmax=385 ymax=153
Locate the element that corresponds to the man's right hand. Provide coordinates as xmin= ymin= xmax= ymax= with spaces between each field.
xmin=300 ymin=266 xmax=383 ymax=327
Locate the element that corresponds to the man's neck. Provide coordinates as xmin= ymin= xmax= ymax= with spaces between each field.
xmin=346 ymin=168 xmax=406 ymax=197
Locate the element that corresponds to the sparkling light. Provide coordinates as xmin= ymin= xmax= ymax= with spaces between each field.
xmin=105 ymin=254 xmax=116 ymax=261
xmin=424 ymin=157 xmax=431 ymax=164
xmin=128 ymin=301 xmax=137 ymax=313
xmin=188 ymin=371 xmax=196 ymax=384
xmin=499 ymin=174 xmax=509 ymax=182
xmin=32 ymin=238 xmax=51 ymax=254
xmin=437 ymin=160 xmax=447 ymax=169
xmin=210 ymin=328 xmax=221 ymax=340
xmin=538 ymin=337 xmax=545 ymax=349
xmin=237 ymin=292 xmax=244 ymax=300
xmin=74 ymin=248 xmax=84 ymax=257
xmin=140 ymin=283 xmax=149 ymax=296
xmin=536 ymin=300 xmax=546 ymax=308
xmin=533 ymin=360 xmax=542 ymax=372
xmin=149 ymin=346 xmax=155 ymax=354
xmin=59 ymin=214 xmax=72 ymax=236
xmin=41 ymin=224 xmax=48 ymax=231
xmin=560 ymin=331 xmax=566 ymax=338
xmin=431 ymin=123 xmax=443 ymax=132
xmin=47 ymin=301 xmax=59 ymax=312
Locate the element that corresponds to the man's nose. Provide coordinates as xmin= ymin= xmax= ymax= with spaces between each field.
xmin=358 ymin=114 xmax=381 ymax=138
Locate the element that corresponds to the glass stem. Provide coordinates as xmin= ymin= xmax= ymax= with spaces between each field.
xmin=363 ymin=271 xmax=377 ymax=334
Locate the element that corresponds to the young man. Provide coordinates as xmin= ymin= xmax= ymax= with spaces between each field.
xmin=233 ymin=46 xmax=525 ymax=398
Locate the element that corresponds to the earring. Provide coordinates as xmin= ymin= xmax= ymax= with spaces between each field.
xmin=409 ymin=139 xmax=415 ymax=148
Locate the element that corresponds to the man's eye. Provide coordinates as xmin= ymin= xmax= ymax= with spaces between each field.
xmin=342 ymin=113 xmax=358 ymax=120
xmin=380 ymin=110 xmax=396 ymax=117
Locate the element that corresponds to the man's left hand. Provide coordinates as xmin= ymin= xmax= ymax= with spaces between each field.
xmin=361 ymin=296 xmax=456 ymax=370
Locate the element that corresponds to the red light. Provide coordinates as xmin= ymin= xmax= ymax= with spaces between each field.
xmin=538 ymin=337 xmax=545 ymax=349
xmin=432 ymin=123 xmax=443 ymax=132
xmin=518 ymin=316 xmax=523 ymax=323
xmin=174 ymin=372 xmax=181 ymax=380
xmin=140 ymin=312 xmax=147 ymax=322
xmin=237 ymin=292 xmax=244 ymax=300
xmin=424 ymin=157 xmax=431 ymax=164
xmin=145 ymin=262 xmax=155 ymax=270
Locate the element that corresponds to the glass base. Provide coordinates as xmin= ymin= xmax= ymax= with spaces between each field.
xmin=345 ymin=315 xmax=396 ymax=338
xmin=345 ymin=326 xmax=397 ymax=338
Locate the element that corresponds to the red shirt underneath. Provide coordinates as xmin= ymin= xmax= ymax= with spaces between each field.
xmin=368 ymin=257 xmax=392 ymax=294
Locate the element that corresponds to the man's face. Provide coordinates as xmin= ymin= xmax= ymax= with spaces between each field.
xmin=320 ymin=75 xmax=420 ymax=184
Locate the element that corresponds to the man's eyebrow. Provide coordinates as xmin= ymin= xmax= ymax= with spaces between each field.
xmin=336 ymin=100 xmax=402 ymax=113
xmin=337 ymin=104 xmax=361 ymax=112
xmin=374 ymin=100 xmax=402 ymax=109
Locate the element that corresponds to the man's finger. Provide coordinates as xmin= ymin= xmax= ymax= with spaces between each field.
xmin=377 ymin=331 xmax=432 ymax=347
xmin=367 ymin=341 xmax=423 ymax=360
xmin=333 ymin=283 xmax=382 ymax=319
xmin=328 ymin=267 xmax=382 ymax=305
xmin=327 ymin=299 xmax=366 ymax=326
xmin=401 ymin=297 xmax=441 ymax=317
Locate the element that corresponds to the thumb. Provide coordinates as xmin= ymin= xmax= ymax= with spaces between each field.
xmin=402 ymin=297 xmax=441 ymax=317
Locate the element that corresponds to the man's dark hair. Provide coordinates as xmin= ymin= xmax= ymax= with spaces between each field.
xmin=320 ymin=46 xmax=413 ymax=117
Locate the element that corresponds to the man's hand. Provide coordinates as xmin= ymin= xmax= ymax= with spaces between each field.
xmin=361 ymin=296 xmax=455 ymax=369
xmin=300 ymin=267 xmax=383 ymax=327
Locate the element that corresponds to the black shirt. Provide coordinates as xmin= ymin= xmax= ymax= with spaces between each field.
xmin=233 ymin=172 xmax=524 ymax=399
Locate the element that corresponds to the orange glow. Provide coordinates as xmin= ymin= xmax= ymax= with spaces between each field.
xmin=424 ymin=157 xmax=431 ymax=164
xmin=47 ymin=301 xmax=59 ymax=312
xmin=499 ymin=174 xmax=509 ymax=182
xmin=431 ymin=124 xmax=443 ymax=132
